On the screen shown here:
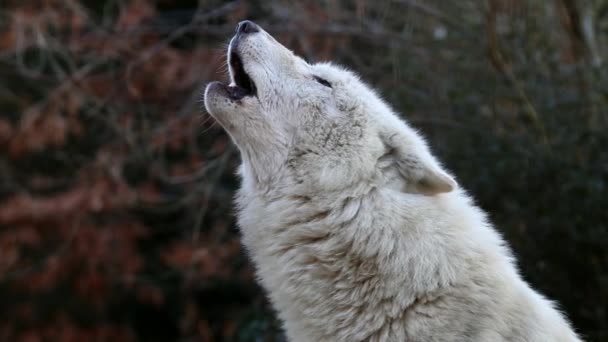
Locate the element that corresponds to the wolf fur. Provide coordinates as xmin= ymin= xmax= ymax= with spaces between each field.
xmin=204 ymin=22 xmax=581 ymax=342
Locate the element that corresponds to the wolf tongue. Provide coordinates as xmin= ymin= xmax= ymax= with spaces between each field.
xmin=228 ymin=85 xmax=249 ymax=100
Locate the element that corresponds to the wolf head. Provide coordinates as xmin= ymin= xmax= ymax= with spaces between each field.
xmin=204 ymin=21 xmax=456 ymax=195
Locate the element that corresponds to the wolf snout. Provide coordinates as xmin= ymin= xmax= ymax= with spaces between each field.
xmin=236 ymin=20 xmax=259 ymax=35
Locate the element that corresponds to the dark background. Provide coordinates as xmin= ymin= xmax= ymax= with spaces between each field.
xmin=0 ymin=0 xmax=606 ymax=341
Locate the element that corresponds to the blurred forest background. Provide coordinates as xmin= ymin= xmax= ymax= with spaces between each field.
xmin=0 ymin=0 xmax=606 ymax=341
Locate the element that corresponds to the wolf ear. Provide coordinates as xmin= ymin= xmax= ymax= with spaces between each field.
xmin=379 ymin=133 xmax=456 ymax=196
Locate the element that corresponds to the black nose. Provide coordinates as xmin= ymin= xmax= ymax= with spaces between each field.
xmin=236 ymin=20 xmax=259 ymax=34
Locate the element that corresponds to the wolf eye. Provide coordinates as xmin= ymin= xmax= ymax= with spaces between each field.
xmin=313 ymin=76 xmax=332 ymax=88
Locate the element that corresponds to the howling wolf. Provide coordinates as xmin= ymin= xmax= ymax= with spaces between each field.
xmin=204 ymin=20 xmax=581 ymax=342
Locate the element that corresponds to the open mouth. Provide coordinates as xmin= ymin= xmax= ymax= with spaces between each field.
xmin=228 ymin=51 xmax=256 ymax=100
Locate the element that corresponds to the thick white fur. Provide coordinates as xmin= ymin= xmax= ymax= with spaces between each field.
xmin=204 ymin=25 xmax=581 ymax=341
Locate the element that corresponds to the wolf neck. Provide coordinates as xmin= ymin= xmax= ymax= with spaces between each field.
xmin=238 ymin=145 xmax=288 ymax=187
xmin=235 ymin=176 xmax=460 ymax=340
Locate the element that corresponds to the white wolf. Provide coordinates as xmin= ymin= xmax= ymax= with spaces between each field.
xmin=204 ymin=21 xmax=581 ymax=342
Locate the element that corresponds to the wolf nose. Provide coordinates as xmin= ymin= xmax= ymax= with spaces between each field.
xmin=236 ymin=20 xmax=259 ymax=34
